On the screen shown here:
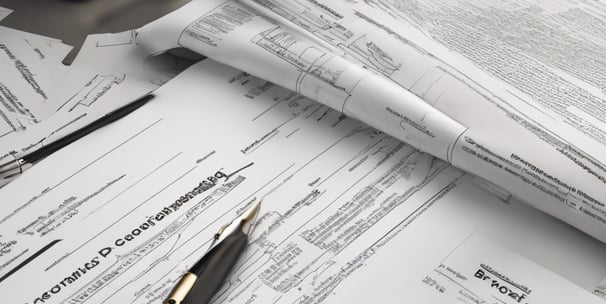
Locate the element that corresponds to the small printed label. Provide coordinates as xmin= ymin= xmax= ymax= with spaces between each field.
xmin=422 ymin=234 xmax=602 ymax=303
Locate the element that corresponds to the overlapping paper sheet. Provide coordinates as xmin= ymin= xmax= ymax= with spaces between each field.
xmin=0 ymin=27 xmax=197 ymax=187
xmin=0 ymin=7 xmax=12 ymax=21
xmin=136 ymin=0 xmax=606 ymax=242
xmin=0 ymin=8 xmax=72 ymax=138
xmin=0 ymin=60 xmax=604 ymax=303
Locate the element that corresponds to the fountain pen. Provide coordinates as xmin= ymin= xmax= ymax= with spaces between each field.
xmin=164 ymin=200 xmax=261 ymax=304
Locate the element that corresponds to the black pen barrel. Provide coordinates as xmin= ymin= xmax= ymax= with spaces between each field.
xmin=23 ymin=94 xmax=154 ymax=164
xmin=182 ymin=230 xmax=248 ymax=304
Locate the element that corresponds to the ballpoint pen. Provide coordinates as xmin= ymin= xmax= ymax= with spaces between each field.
xmin=0 ymin=93 xmax=154 ymax=182
xmin=164 ymin=200 xmax=261 ymax=304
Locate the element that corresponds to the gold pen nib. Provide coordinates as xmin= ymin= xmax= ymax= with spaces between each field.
xmin=240 ymin=199 xmax=261 ymax=235
xmin=209 ymin=199 xmax=262 ymax=249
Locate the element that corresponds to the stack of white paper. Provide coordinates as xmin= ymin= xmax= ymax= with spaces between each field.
xmin=0 ymin=59 xmax=605 ymax=303
xmin=1 ymin=2 xmax=606 ymax=303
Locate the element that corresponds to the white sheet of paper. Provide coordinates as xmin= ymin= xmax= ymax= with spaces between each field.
xmin=0 ymin=8 xmax=11 ymax=22
xmin=345 ymin=0 xmax=606 ymax=243
xmin=0 ymin=37 xmax=54 ymax=133
xmin=0 ymin=25 xmax=61 ymax=43
xmin=0 ymin=30 xmax=195 ymax=177
xmin=42 ymin=31 xmax=159 ymax=115
xmin=137 ymin=0 xmax=467 ymax=163
xmin=0 ymin=24 xmax=72 ymax=72
xmin=199 ymin=0 xmax=606 ymax=243
xmin=0 ymin=7 xmax=12 ymax=21
xmin=0 ymin=60 xmax=604 ymax=303
xmin=333 ymin=234 xmax=603 ymax=303
xmin=0 ymin=23 xmax=72 ymax=142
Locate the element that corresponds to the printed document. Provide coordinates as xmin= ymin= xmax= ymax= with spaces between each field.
xmin=0 ymin=7 xmax=11 ymax=21
xmin=0 ymin=30 xmax=196 ymax=188
xmin=136 ymin=0 xmax=606 ymax=242
xmin=0 ymin=60 xmax=604 ymax=303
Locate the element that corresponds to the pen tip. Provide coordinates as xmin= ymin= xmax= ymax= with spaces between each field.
xmin=247 ymin=199 xmax=261 ymax=218
xmin=240 ymin=199 xmax=261 ymax=235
